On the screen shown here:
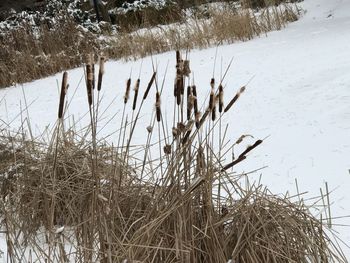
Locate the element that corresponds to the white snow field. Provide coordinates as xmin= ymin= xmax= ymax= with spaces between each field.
xmin=1 ymin=0 xmax=349 ymax=260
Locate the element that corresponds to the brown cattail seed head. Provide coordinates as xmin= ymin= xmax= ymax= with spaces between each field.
xmin=87 ymin=65 xmax=93 ymax=82
xmin=176 ymin=76 xmax=182 ymax=105
xmin=92 ymin=64 xmax=95 ymax=89
xmin=187 ymin=85 xmax=191 ymax=98
xmin=99 ymin=56 xmax=105 ymax=75
xmin=192 ymin=85 xmax=197 ymax=96
xmin=176 ymin=50 xmax=181 ymax=64
xmin=212 ymin=105 xmax=216 ymax=121
xmin=58 ymin=72 xmax=68 ymax=119
xmin=132 ymin=79 xmax=140 ymax=110
xmin=195 ymin=111 xmax=201 ymax=129
xmin=224 ymin=86 xmax=246 ymax=113
xmin=219 ymin=84 xmax=224 ymax=113
xmin=173 ymin=79 xmax=178 ymax=97
xmin=192 ymin=85 xmax=198 ymax=114
xmin=210 ymin=78 xmax=215 ymax=90
xmin=86 ymin=64 xmax=93 ymax=106
xmin=143 ymin=72 xmax=156 ymax=100
xmin=124 ymin=78 xmax=131 ymax=104
xmin=209 ymin=90 xmax=214 ymax=110
xmin=134 ymin=79 xmax=140 ymax=91
xmin=238 ymin=139 xmax=263 ymax=159
xmin=240 ymin=86 xmax=246 ymax=93
xmin=156 ymin=92 xmax=161 ymax=122
xmin=187 ymin=97 xmax=195 ymax=121
xmin=172 ymin=127 xmax=178 ymax=137
xmin=97 ymin=56 xmax=105 ymax=91
xmin=183 ymin=60 xmax=191 ymax=76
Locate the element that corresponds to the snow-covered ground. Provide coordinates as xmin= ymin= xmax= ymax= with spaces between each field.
xmin=1 ymin=0 xmax=349 ymax=260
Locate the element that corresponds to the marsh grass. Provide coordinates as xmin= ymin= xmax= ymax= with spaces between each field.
xmin=0 ymin=51 xmax=346 ymax=262
xmin=0 ymin=2 xmax=301 ymax=89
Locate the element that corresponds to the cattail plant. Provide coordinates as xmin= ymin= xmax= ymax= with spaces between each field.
xmin=163 ymin=144 xmax=171 ymax=155
xmin=86 ymin=64 xmax=93 ymax=106
xmin=143 ymin=72 xmax=156 ymax=100
xmin=183 ymin=60 xmax=191 ymax=77
xmin=132 ymin=79 xmax=140 ymax=110
xmin=187 ymin=86 xmax=192 ymax=120
xmin=173 ymin=80 xmax=178 ymax=98
xmin=97 ymin=57 xmax=105 ymax=91
xmin=211 ymin=101 xmax=216 ymax=121
xmin=156 ymin=92 xmax=161 ymax=122
xmin=238 ymin=139 xmax=263 ymax=158
xmin=92 ymin=64 xmax=96 ymax=89
xmin=192 ymin=85 xmax=200 ymax=128
xmin=124 ymin=78 xmax=131 ymax=104
xmin=210 ymin=78 xmax=215 ymax=90
xmin=218 ymin=84 xmax=224 ymax=113
xmin=176 ymin=71 xmax=183 ymax=106
xmin=3 ymin=49 xmax=344 ymax=263
xmin=209 ymin=90 xmax=214 ymax=111
xmin=176 ymin=50 xmax=180 ymax=65
xmin=58 ymin=72 xmax=68 ymax=119
xmin=224 ymin=86 xmax=246 ymax=113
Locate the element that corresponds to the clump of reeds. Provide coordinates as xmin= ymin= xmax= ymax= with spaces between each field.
xmin=0 ymin=50 xmax=345 ymax=263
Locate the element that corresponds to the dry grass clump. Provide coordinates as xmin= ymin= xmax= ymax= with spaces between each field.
xmin=115 ymin=4 xmax=184 ymax=32
xmin=0 ymin=51 xmax=345 ymax=262
xmin=0 ymin=18 xmax=99 ymax=88
xmin=110 ymin=3 xmax=301 ymax=60
xmin=224 ymin=190 xmax=343 ymax=262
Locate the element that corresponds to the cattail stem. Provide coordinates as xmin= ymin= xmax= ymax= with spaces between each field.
xmin=198 ymin=109 xmax=210 ymax=130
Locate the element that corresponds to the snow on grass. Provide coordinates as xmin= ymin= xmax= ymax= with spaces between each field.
xmin=0 ymin=0 xmax=349 ymax=259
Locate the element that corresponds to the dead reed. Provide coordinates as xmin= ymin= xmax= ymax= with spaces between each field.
xmin=110 ymin=3 xmax=301 ymax=60
xmin=0 ymin=51 xmax=345 ymax=263
xmin=0 ymin=18 xmax=99 ymax=89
